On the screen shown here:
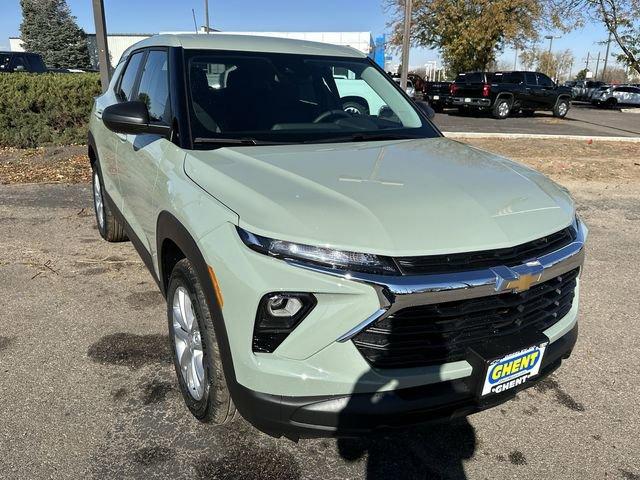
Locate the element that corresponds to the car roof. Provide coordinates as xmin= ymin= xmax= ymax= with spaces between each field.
xmin=122 ymin=33 xmax=367 ymax=59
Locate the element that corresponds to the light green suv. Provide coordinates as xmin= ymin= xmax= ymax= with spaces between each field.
xmin=89 ymin=34 xmax=587 ymax=439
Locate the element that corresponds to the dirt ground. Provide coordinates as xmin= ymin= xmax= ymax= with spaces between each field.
xmin=1 ymin=139 xmax=638 ymax=185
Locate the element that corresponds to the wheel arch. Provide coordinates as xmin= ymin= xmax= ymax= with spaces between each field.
xmin=341 ymin=96 xmax=370 ymax=112
xmin=156 ymin=210 xmax=242 ymax=403
xmin=87 ymin=131 xmax=97 ymax=166
xmin=494 ymin=92 xmax=514 ymax=104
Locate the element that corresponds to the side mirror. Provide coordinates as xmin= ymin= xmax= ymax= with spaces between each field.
xmin=102 ymin=101 xmax=170 ymax=136
xmin=416 ymin=100 xmax=436 ymax=120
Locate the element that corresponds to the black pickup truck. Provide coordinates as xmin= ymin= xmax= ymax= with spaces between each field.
xmin=0 ymin=51 xmax=47 ymax=73
xmin=450 ymin=71 xmax=572 ymax=119
xmin=423 ymin=81 xmax=452 ymax=111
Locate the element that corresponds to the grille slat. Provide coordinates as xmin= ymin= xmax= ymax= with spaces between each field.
xmin=353 ymin=268 xmax=579 ymax=369
xmin=396 ymin=228 xmax=576 ymax=275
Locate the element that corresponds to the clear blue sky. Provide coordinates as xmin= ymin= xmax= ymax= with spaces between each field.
xmin=0 ymin=0 xmax=618 ymax=71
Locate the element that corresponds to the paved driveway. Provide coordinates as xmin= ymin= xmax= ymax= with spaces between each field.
xmin=0 ymin=183 xmax=639 ymax=479
xmin=434 ymin=103 xmax=640 ymax=137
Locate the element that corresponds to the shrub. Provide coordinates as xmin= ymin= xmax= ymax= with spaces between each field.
xmin=0 ymin=72 xmax=101 ymax=148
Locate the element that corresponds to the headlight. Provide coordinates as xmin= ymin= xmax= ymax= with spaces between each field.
xmin=236 ymin=227 xmax=399 ymax=275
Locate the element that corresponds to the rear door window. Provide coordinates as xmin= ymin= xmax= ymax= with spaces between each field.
xmin=26 ymin=54 xmax=46 ymax=72
xmin=136 ymin=50 xmax=170 ymax=124
xmin=525 ymin=72 xmax=537 ymax=85
xmin=117 ymin=51 xmax=145 ymax=101
xmin=536 ymin=73 xmax=554 ymax=87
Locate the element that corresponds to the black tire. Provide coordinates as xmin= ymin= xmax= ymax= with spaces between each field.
xmin=432 ymin=103 xmax=444 ymax=113
xmin=167 ymin=258 xmax=237 ymax=425
xmin=457 ymin=106 xmax=467 ymax=115
xmin=553 ymin=98 xmax=570 ymax=118
xmin=342 ymin=101 xmax=369 ymax=116
xmin=605 ymin=97 xmax=617 ymax=109
xmin=492 ymin=98 xmax=511 ymax=119
xmin=91 ymin=163 xmax=127 ymax=242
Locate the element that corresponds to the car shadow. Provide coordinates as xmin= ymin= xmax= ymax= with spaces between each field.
xmin=337 ymin=415 xmax=476 ymax=479
xmin=334 ymin=306 xmax=477 ymax=479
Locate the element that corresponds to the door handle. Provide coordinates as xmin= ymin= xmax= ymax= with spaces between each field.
xmin=116 ymin=133 xmax=127 ymax=142
xmin=94 ymin=109 xmax=103 ymax=119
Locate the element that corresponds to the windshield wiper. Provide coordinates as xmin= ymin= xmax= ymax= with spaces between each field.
xmin=303 ymin=133 xmax=424 ymax=144
xmin=194 ymin=137 xmax=261 ymax=146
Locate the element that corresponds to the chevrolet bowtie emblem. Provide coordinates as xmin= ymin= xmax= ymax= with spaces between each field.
xmin=491 ymin=262 xmax=544 ymax=293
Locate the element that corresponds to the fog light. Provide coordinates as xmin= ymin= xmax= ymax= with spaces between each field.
xmin=253 ymin=292 xmax=316 ymax=353
xmin=266 ymin=295 xmax=304 ymax=317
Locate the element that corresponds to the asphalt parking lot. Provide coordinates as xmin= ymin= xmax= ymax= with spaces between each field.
xmin=1 ymin=178 xmax=639 ymax=480
xmin=434 ymin=103 xmax=640 ymax=138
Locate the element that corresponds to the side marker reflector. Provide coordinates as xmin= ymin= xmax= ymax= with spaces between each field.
xmin=208 ymin=265 xmax=224 ymax=308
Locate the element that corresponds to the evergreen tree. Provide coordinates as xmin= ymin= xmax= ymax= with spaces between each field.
xmin=19 ymin=0 xmax=91 ymax=69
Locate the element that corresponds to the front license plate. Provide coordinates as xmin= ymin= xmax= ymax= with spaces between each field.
xmin=433 ymin=95 xmax=440 ymax=100
xmin=481 ymin=343 xmax=547 ymax=397
xmin=464 ymin=97 xmax=471 ymax=102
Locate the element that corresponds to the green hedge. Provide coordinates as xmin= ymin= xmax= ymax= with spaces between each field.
xmin=0 ymin=73 xmax=101 ymax=148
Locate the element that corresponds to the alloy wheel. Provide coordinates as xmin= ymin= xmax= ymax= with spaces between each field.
xmin=172 ymin=286 xmax=206 ymax=401
xmin=92 ymin=171 xmax=105 ymax=230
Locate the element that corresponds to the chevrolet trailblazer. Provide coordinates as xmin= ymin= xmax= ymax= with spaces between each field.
xmin=89 ymin=34 xmax=587 ymax=439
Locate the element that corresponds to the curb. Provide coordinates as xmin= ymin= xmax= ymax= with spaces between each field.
xmin=621 ymin=108 xmax=640 ymax=114
xmin=442 ymin=132 xmax=640 ymax=142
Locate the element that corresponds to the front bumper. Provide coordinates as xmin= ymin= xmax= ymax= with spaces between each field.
xmin=199 ymin=220 xmax=586 ymax=437
xmin=237 ymin=324 xmax=578 ymax=439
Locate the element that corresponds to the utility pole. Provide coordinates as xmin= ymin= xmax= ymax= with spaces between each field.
xmin=400 ymin=0 xmax=412 ymax=90
xmin=91 ymin=0 xmax=111 ymax=92
xmin=585 ymin=52 xmax=590 ymax=70
xmin=594 ymin=51 xmax=601 ymax=79
xmin=204 ymin=0 xmax=210 ymax=33
xmin=601 ymin=32 xmax=612 ymax=81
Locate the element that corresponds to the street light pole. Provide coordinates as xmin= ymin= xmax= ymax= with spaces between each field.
xmin=91 ymin=0 xmax=111 ymax=92
xmin=400 ymin=0 xmax=412 ymax=90
xmin=545 ymin=35 xmax=560 ymax=80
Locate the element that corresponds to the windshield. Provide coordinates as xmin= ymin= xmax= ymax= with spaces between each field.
xmin=185 ymin=50 xmax=438 ymax=147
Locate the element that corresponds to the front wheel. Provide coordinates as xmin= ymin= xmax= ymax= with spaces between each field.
xmin=492 ymin=98 xmax=511 ymax=119
xmin=553 ymin=99 xmax=570 ymax=118
xmin=167 ymin=258 xmax=237 ymax=424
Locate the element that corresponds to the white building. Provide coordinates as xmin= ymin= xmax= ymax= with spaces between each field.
xmin=9 ymin=31 xmax=382 ymax=69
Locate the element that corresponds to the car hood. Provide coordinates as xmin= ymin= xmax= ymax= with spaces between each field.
xmin=184 ymin=137 xmax=575 ymax=256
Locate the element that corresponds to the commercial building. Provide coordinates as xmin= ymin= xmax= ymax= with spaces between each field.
xmin=9 ymin=31 xmax=387 ymax=70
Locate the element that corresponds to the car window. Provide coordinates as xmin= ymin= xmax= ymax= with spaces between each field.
xmin=494 ymin=72 xmax=522 ymax=84
xmin=536 ymin=73 xmax=554 ymax=87
xmin=525 ymin=72 xmax=537 ymax=85
xmin=456 ymin=72 xmax=483 ymax=83
xmin=11 ymin=54 xmax=28 ymax=70
xmin=186 ymin=51 xmax=436 ymax=146
xmin=117 ymin=51 xmax=145 ymax=101
xmin=137 ymin=50 xmax=170 ymax=124
xmin=26 ymin=54 xmax=46 ymax=72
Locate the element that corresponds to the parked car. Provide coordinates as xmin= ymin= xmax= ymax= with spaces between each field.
xmin=0 ymin=51 xmax=47 ymax=73
xmin=451 ymin=70 xmax=572 ymax=119
xmin=423 ymin=81 xmax=452 ymax=111
xmin=393 ymin=77 xmax=416 ymax=98
xmin=575 ymin=80 xmax=607 ymax=101
xmin=592 ymin=85 xmax=640 ymax=107
xmin=89 ymin=34 xmax=587 ymax=439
